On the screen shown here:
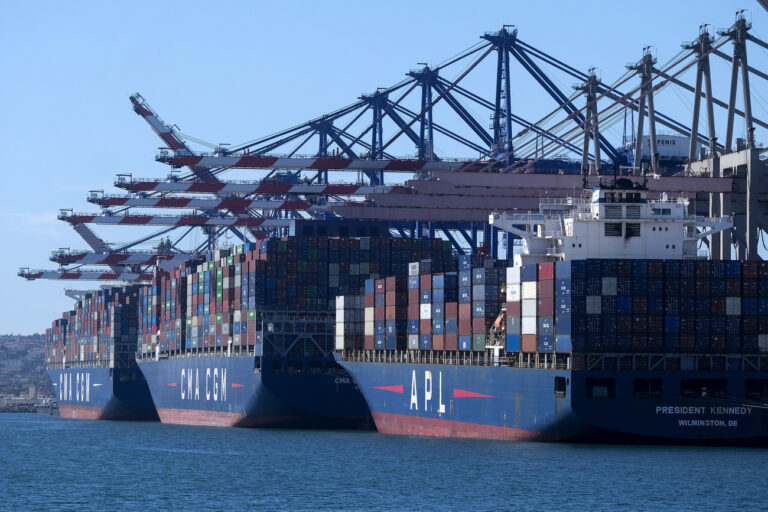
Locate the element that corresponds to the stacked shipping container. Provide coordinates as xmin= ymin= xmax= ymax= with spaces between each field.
xmin=145 ymin=236 xmax=454 ymax=357
xmin=338 ymin=258 xmax=768 ymax=357
xmin=45 ymin=286 xmax=139 ymax=367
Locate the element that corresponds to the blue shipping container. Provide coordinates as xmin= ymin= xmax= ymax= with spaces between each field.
xmin=538 ymin=335 xmax=554 ymax=353
xmin=555 ymin=315 xmax=571 ymax=334
xmin=521 ymin=264 xmax=538 ymax=282
xmin=506 ymin=334 xmax=521 ymax=352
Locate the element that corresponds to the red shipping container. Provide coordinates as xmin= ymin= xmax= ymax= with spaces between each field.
xmin=374 ymin=307 xmax=385 ymax=321
xmin=507 ymin=301 xmax=521 ymax=316
xmin=385 ymin=306 xmax=397 ymax=321
xmin=522 ymin=334 xmax=537 ymax=353
xmin=458 ymin=303 xmax=472 ymax=319
xmin=364 ymin=335 xmax=375 ymax=350
xmin=375 ymin=279 xmax=386 ymax=293
xmin=459 ymin=319 xmax=471 ymax=336
xmin=445 ymin=334 xmax=458 ymax=351
xmin=433 ymin=334 xmax=445 ymax=351
xmin=537 ymin=298 xmax=554 ymax=316
xmin=365 ymin=294 xmax=375 ymax=307
xmin=420 ymin=319 xmax=431 ymax=333
xmin=420 ymin=275 xmax=432 ymax=289
xmin=385 ymin=291 xmax=396 ymax=305
xmin=445 ymin=302 xmax=457 ymax=318
xmin=537 ymin=280 xmax=554 ymax=298
xmin=408 ymin=303 xmax=419 ymax=319
xmin=538 ymin=262 xmax=554 ymax=280
xmin=472 ymin=317 xmax=486 ymax=334
xmin=408 ymin=289 xmax=420 ymax=304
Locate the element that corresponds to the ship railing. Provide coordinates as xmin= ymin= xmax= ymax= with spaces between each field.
xmin=539 ymin=197 xmax=590 ymax=207
xmin=339 ymin=351 xmax=768 ymax=372
xmin=497 ymin=213 xmax=548 ymax=223
xmin=137 ymin=344 xmax=259 ymax=361
xmin=339 ymin=349 xmax=571 ymax=370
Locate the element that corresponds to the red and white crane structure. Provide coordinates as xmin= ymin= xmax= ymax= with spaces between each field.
xmin=19 ymin=16 xmax=768 ymax=284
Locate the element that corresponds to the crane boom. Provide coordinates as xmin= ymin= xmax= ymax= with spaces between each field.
xmin=88 ymin=194 xmax=333 ymax=212
xmin=59 ymin=212 xmax=295 ymax=228
xmin=156 ymin=151 xmax=486 ymax=172
xmin=130 ymin=94 xmax=219 ymax=183
xmin=19 ymin=268 xmax=154 ymax=282
xmin=50 ymin=249 xmax=195 ymax=267
xmin=114 ymin=177 xmax=398 ymax=196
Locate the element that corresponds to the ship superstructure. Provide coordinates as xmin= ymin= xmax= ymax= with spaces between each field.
xmin=491 ymin=177 xmax=732 ymax=265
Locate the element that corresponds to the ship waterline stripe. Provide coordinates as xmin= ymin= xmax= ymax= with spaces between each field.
xmin=371 ymin=411 xmax=556 ymax=441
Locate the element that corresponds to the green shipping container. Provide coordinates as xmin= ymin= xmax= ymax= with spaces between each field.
xmin=472 ymin=334 xmax=486 ymax=352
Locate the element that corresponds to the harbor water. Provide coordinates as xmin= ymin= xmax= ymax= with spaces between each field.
xmin=1 ymin=414 xmax=765 ymax=511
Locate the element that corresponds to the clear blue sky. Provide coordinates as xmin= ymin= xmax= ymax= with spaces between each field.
xmin=1 ymin=0 xmax=767 ymax=334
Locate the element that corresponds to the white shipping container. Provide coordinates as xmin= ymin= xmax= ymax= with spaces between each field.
xmin=335 ymin=323 xmax=345 ymax=336
xmin=336 ymin=296 xmax=345 ymax=309
xmin=586 ymin=295 xmax=602 ymax=314
xmin=364 ymin=321 xmax=375 ymax=336
xmin=233 ymin=310 xmax=241 ymax=322
xmin=223 ymin=277 xmax=230 ymax=289
xmin=365 ymin=307 xmax=375 ymax=323
xmin=506 ymin=266 xmax=521 ymax=283
xmin=506 ymin=283 xmax=521 ymax=302
xmin=420 ymin=304 xmax=432 ymax=320
xmin=522 ymin=281 xmax=537 ymax=299
xmin=408 ymin=335 xmax=419 ymax=349
xmin=522 ymin=298 xmax=537 ymax=317
xmin=601 ymin=277 xmax=617 ymax=296
xmin=521 ymin=316 xmax=537 ymax=335
xmin=409 ymin=262 xmax=420 ymax=276
xmin=334 ymin=335 xmax=346 ymax=351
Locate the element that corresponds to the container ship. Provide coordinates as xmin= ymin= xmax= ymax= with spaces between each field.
xmin=45 ymin=286 xmax=158 ymax=420
xmin=136 ymin=234 xmax=455 ymax=428
xmin=44 ymin=231 xmax=456 ymax=427
xmin=336 ymin=178 xmax=768 ymax=444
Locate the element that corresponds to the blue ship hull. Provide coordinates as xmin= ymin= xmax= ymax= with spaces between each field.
xmin=138 ymin=355 xmax=372 ymax=428
xmin=337 ymin=358 xmax=768 ymax=444
xmin=48 ymin=366 xmax=158 ymax=421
